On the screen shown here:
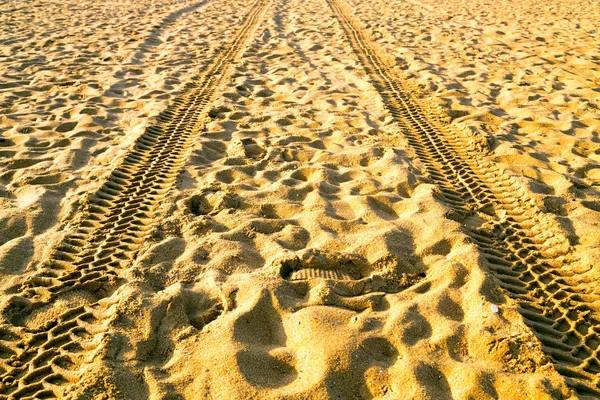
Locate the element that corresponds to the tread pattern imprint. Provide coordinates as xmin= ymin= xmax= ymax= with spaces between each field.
xmin=327 ymin=0 xmax=600 ymax=397
xmin=0 ymin=0 xmax=271 ymax=398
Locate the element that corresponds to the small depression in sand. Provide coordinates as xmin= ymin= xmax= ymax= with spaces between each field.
xmin=278 ymin=249 xmax=427 ymax=313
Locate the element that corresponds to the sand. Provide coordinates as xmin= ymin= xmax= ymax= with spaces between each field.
xmin=0 ymin=0 xmax=598 ymax=398
xmin=346 ymin=0 xmax=600 ymax=275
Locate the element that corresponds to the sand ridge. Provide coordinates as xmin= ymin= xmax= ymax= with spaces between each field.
xmin=0 ymin=0 xmax=599 ymax=398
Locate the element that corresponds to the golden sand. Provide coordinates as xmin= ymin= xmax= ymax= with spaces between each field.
xmin=0 ymin=0 xmax=599 ymax=398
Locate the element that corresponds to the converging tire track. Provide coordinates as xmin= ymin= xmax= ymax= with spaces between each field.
xmin=327 ymin=0 xmax=600 ymax=396
xmin=0 ymin=1 xmax=270 ymax=398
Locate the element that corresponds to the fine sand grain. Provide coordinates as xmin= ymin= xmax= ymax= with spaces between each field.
xmin=0 ymin=0 xmax=599 ymax=398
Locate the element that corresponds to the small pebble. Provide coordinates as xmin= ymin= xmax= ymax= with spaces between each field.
xmin=491 ymin=304 xmax=499 ymax=313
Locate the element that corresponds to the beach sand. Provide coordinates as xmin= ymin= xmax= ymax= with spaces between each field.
xmin=0 ymin=0 xmax=598 ymax=398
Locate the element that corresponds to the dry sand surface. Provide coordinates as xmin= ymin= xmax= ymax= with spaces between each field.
xmin=0 ymin=0 xmax=599 ymax=398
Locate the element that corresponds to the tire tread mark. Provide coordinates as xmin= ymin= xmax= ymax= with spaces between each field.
xmin=327 ymin=0 xmax=600 ymax=396
xmin=0 ymin=1 xmax=270 ymax=398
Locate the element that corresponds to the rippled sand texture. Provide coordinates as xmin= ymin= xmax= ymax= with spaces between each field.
xmin=0 ymin=0 xmax=599 ymax=398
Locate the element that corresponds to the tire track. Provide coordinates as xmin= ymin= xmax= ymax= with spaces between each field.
xmin=326 ymin=0 xmax=600 ymax=396
xmin=0 ymin=1 xmax=270 ymax=398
